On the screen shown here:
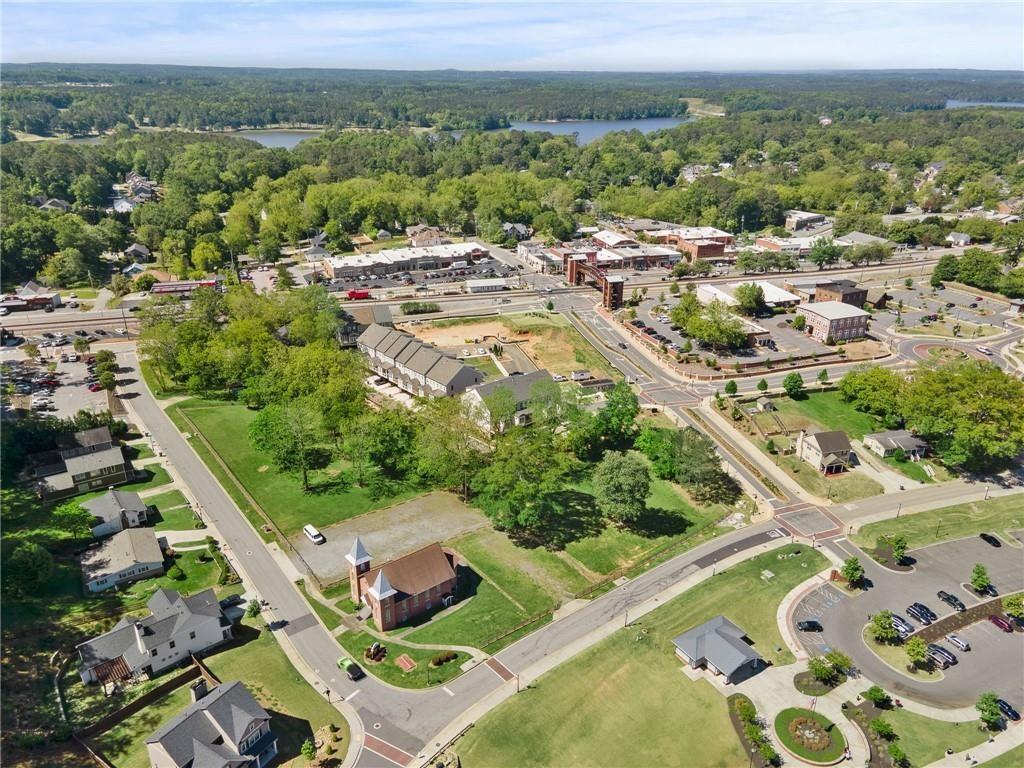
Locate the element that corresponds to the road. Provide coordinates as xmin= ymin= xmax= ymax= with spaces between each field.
xmin=118 ymin=348 xmax=790 ymax=766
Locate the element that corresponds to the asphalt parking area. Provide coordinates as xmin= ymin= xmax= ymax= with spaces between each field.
xmin=792 ymin=583 xmax=846 ymax=656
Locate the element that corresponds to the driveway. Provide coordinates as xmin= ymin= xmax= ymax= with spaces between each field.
xmin=290 ymin=492 xmax=489 ymax=584
xmin=792 ymin=535 xmax=1024 ymax=710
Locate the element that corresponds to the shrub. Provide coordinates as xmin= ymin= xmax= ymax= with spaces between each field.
xmin=863 ymin=685 xmax=891 ymax=708
xmin=430 ymin=650 xmax=458 ymax=666
xmin=888 ymin=742 xmax=907 ymax=767
xmin=167 ymin=564 xmax=185 ymax=580
xmin=869 ymin=718 xmax=896 ymax=740
xmin=735 ymin=697 xmax=758 ymax=725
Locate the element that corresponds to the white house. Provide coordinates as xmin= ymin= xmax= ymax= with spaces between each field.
xmin=84 ymin=489 xmax=150 ymax=538
xmin=81 ymin=528 xmax=165 ymax=593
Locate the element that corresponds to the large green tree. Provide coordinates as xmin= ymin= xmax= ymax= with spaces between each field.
xmin=593 ymin=451 xmax=651 ymax=525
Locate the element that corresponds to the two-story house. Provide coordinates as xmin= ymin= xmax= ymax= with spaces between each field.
xmin=463 ymin=369 xmax=553 ymax=433
xmin=146 ymin=680 xmax=277 ymax=768
xmin=77 ymin=588 xmax=233 ymax=685
xmin=33 ymin=426 xmax=134 ymax=500
xmin=796 ymin=430 xmax=853 ymax=474
xmin=356 ymin=324 xmax=482 ymax=397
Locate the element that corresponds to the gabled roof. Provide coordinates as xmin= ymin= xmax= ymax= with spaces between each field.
xmin=146 ymin=681 xmax=270 ymax=767
xmin=470 ymin=369 xmax=552 ymax=406
xmin=405 ymin=346 xmax=444 ymax=376
xmin=672 ymin=616 xmax=761 ymax=677
xmin=806 ymin=430 xmax=852 ymax=455
xmin=81 ymin=528 xmax=163 ymax=583
xmin=83 ymin=489 xmax=148 ymax=524
xmin=865 ymin=430 xmax=927 ymax=452
xmin=363 ymin=542 xmax=455 ymax=601
xmin=356 ymin=323 xmax=392 ymax=349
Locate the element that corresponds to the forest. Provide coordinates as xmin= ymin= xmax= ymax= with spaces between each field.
xmin=2 ymin=65 xmax=1023 ymax=138
xmin=2 ymin=103 xmax=1023 ymax=287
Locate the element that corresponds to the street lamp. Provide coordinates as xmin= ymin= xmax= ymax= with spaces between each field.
xmin=896 ymin=502 xmax=902 ymax=519
xmin=935 ymin=518 xmax=942 ymax=538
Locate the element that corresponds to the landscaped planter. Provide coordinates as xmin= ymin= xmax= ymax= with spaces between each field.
xmin=773 ymin=708 xmax=847 ymax=765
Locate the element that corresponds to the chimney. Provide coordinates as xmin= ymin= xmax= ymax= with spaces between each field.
xmin=134 ymin=622 xmax=146 ymax=654
xmin=190 ymin=678 xmax=209 ymax=702
xmin=796 ymin=430 xmax=806 ymax=458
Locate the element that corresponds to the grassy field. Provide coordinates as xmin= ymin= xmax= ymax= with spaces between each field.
xmin=566 ymin=469 xmax=729 ymax=574
xmin=172 ymin=399 xmax=422 ymax=536
xmin=464 ymin=355 xmax=503 ymax=380
xmin=94 ymin=685 xmax=193 ymax=768
xmin=852 ymin=495 xmax=1024 ymax=551
xmin=139 ymin=358 xmax=187 ymax=400
xmin=457 ymin=544 xmax=825 ymax=768
xmin=773 ymin=390 xmax=881 ymax=440
xmin=296 ymin=580 xmax=344 ymax=631
xmin=980 ymin=744 xmax=1024 ymax=768
xmin=199 ymin=617 xmax=349 ymax=766
xmin=774 ymin=708 xmax=846 ymax=763
xmin=883 ymin=707 xmax=987 ymax=766
xmin=767 ymin=447 xmax=883 ymax=503
xmin=336 ymin=629 xmax=467 ymax=689
xmin=147 ymin=490 xmax=199 ymax=532
xmin=126 ymin=443 xmax=155 ymax=461
xmin=122 ymin=549 xmax=222 ymax=603
xmin=903 ymin=320 xmax=998 ymax=338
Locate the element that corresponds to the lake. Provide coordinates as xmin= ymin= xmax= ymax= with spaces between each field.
xmin=233 ymin=129 xmax=325 ymax=148
xmin=489 ymin=116 xmax=694 ymax=144
xmin=945 ymin=99 xmax=1024 ymax=109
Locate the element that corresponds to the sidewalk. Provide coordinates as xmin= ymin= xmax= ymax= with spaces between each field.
xmin=924 ymin=725 xmax=1023 ymax=767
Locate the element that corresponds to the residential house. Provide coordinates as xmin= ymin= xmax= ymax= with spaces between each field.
xmin=76 ymin=588 xmax=232 ymax=685
xmin=375 ymin=229 xmax=392 ymax=241
xmin=863 ymin=430 xmax=928 ymax=459
xmin=124 ymin=243 xmax=153 ymax=262
xmin=122 ymin=262 xmax=147 ymax=278
xmin=672 ymin=616 xmax=763 ymax=684
xmin=813 ymin=280 xmax=868 ymax=308
xmin=997 ymin=198 xmax=1022 ymax=215
xmin=37 ymin=197 xmax=71 ymax=212
xmin=338 ymin=304 xmax=393 ymax=346
xmin=146 ymin=680 xmax=277 ymax=768
xmin=33 ymin=426 xmax=134 ymax=500
xmin=463 ymin=369 xmax=553 ymax=433
xmin=84 ymin=489 xmax=150 ymax=538
xmin=407 ymin=228 xmax=451 ymax=248
xmin=796 ymin=301 xmax=869 ymax=343
xmin=796 ymin=430 xmax=853 ymax=474
xmin=346 ymin=538 xmax=459 ymax=631
xmin=946 ymin=232 xmax=972 ymax=247
xmin=81 ymin=528 xmax=166 ymax=593
xmin=357 ymin=324 xmax=482 ymax=397
xmin=502 ymin=222 xmax=531 ymax=241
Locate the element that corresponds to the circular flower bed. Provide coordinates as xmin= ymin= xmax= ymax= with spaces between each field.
xmin=774 ymin=708 xmax=847 ymax=764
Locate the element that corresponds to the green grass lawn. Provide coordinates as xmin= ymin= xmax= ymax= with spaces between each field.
xmin=882 ymin=707 xmax=987 ymax=766
xmin=565 ymin=465 xmax=729 ymax=575
xmin=172 ymin=400 xmax=422 ymax=536
xmin=199 ymin=617 xmax=349 ymax=766
xmin=125 ymin=443 xmax=155 ymax=461
xmin=774 ymin=708 xmax=846 ymax=763
xmin=770 ymin=448 xmax=884 ymax=503
xmin=147 ymin=490 xmax=201 ymax=532
xmin=94 ymin=684 xmax=193 ymax=768
xmin=404 ymin=578 xmax=535 ymax=651
xmin=464 ymin=355 xmax=503 ymax=380
xmin=336 ymin=629 xmax=467 ymax=689
xmin=122 ymin=549 xmax=222 ymax=602
xmin=980 ymin=744 xmax=1024 ymax=768
xmin=296 ymin=579 xmax=344 ymax=631
xmin=124 ymin=465 xmax=173 ymax=493
xmin=773 ymin=390 xmax=881 ymax=440
xmin=852 ymin=494 xmax=1024 ymax=551
xmin=457 ymin=544 xmax=825 ymax=768
xmin=882 ymin=455 xmax=932 ymax=483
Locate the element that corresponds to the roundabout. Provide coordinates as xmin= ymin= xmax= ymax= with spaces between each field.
xmin=909 ymin=342 xmax=987 ymax=364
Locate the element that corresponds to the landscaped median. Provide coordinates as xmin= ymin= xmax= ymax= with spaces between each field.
xmin=773 ymin=708 xmax=847 ymax=764
xmin=860 ymin=625 xmax=943 ymax=681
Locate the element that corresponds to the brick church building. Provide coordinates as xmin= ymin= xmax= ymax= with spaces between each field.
xmin=345 ymin=538 xmax=459 ymax=631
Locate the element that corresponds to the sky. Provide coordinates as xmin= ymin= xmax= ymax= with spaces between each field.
xmin=2 ymin=1 xmax=1022 ymax=72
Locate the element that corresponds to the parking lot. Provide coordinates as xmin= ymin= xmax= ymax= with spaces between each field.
xmin=879 ymin=281 xmax=1013 ymax=335
xmin=2 ymin=344 xmax=115 ymax=419
xmin=792 ymin=535 xmax=1024 ymax=710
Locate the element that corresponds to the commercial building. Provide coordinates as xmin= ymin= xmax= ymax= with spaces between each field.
xmin=464 ymin=278 xmax=508 ymax=293
xmin=76 ymin=588 xmax=232 ymax=685
xmin=146 ymin=680 xmax=277 ymax=768
xmin=151 ymin=278 xmax=224 ymax=300
xmin=322 ymin=242 xmax=489 ymax=279
xmin=518 ymin=241 xmax=564 ymax=273
xmin=357 ymin=324 xmax=482 ymax=397
xmin=695 ymin=281 xmax=800 ymax=309
xmin=796 ymin=301 xmax=869 ymax=343
xmin=346 ymin=538 xmax=459 ymax=631
xmin=672 ymin=616 xmax=763 ymax=684
xmin=813 ymin=280 xmax=868 ymax=308
xmin=784 ymin=210 xmax=827 ymax=231
xmin=81 ymin=528 xmax=166 ymax=593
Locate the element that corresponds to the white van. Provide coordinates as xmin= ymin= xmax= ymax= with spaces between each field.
xmin=303 ymin=524 xmax=326 ymax=545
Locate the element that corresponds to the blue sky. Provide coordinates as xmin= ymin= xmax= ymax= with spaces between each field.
xmin=3 ymin=1 xmax=1022 ymax=71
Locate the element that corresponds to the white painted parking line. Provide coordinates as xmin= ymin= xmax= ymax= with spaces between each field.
xmin=442 ymin=686 xmax=455 ymax=697
xmin=345 ymin=688 xmax=361 ymax=703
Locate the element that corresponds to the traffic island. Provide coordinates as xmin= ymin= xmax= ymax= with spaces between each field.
xmin=774 ymin=707 xmax=848 ymax=765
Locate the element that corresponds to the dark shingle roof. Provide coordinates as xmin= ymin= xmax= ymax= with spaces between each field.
xmin=471 ymin=369 xmax=551 ymax=404
xmin=672 ymin=616 xmax=762 ymax=677
xmin=83 ymin=489 xmax=148 ymax=524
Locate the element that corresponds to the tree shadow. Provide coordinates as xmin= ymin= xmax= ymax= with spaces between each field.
xmin=271 ymin=710 xmax=322 ymax=764
xmin=627 ymin=506 xmax=691 ymax=539
xmin=514 ymin=489 xmax=604 ymax=550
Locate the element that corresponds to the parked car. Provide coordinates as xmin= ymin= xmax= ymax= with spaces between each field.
xmin=87 ymin=383 xmax=103 ymax=393
xmin=552 ymin=374 xmax=567 ymax=382
xmin=796 ymin=620 xmax=823 ymax=632
xmin=997 ymin=699 xmax=1021 ymax=722
xmin=980 ymin=533 xmax=1002 ymax=547
xmin=337 ymin=656 xmax=365 ymax=681
xmin=892 ymin=615 xmax=915 ymax=637
xmin=906 ymin=604 xmax=932 ymax=625
xmin=303 ymin=524 xmax=326 ymax=544
xmin=927 ymin=643 xmax=957 ymax=665
xmin=946 ymin=634 xmax=970 ymax=652
xmin=926 ymin=649 xmax=950 ymax=669
xmin=988 ymin=615 xmax=1013 ymax=632
xmin=912 ymin=602 xmax=937 ymax=622
xmin=937 ymin=591 xmax=965 ymax=612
